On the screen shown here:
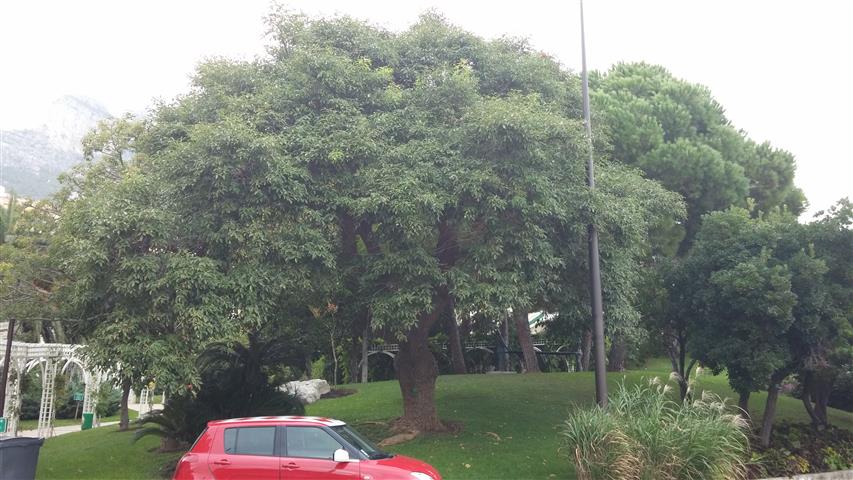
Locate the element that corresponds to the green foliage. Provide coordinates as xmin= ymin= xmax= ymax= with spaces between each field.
xmin=560 ymin=378 xmax=750 ymax=480
xmin=593 ymin=62 xmax=804 ymax=254
xmin=677 ymin=204 xmax=852 ymax=406
xmin=134 ymin=395 xmax=203 ymax=450
xmin=195 ymin=332 xmax=305 ymax=420
xmin=752 ymin=422 xmax=853 ymax=477
xmin=95 ymin=383 xmax=122 ymax=418
xmin=830 ymin=369 xmax=853 ymax=412
xmin=0 ymin=198 xmax=69 ymax=342
xmin=41 ymin=10 xmax=681 ymax=426
xmin=134 ymin=335 xmax=305 ymax=450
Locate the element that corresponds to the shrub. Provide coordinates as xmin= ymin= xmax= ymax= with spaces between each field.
xmin=560 ymin=378 xmax=750 ymax=480
xmin=829 ymin=369 xmax=853 ymax=412
xmin=135 ymin=335 xmax=304 ymax=450
xmin=134 ymin=394 xmax=212 ymax=452
xmin=95 ymin=383 xmax=122 ymax=418
xmin=751 ymin=422 xmax=853 ymax=477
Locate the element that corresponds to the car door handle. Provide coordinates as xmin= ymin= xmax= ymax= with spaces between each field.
xmin=212 ymin=459 xmax=231 ymax=465
xmin=282 ymin=462 xmax=299 ymax=470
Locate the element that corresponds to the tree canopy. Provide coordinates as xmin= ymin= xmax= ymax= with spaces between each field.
xmin=670 ymin=204 xmax=852 ymax=445
xmin=41 ymin=12 xmax=683 ymax=432
xmin=593 ymin=62 xmax=804 ymax=255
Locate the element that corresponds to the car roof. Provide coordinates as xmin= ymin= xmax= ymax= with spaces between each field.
xmin=207 ymin=416 xmax=346 ymax=427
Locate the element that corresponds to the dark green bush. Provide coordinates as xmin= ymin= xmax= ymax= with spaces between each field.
xmin=829 ymin=370 xmax=853 ymax=412
xmin=135 ymin=334 xmax=304 ymax=450
xmin=751 ymin=422 xmax=853 ymax=477
xmin=96 ymin=383 xmax=122 ymax=417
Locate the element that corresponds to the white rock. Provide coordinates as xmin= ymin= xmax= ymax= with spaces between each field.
xmin=283 ymin=379 xmax=332 ymax=405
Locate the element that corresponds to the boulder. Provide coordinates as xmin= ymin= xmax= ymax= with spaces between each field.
xmin=282 ymin=379 xmax=332 ymax=405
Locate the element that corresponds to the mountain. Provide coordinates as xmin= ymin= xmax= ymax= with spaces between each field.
xmin=0 ymin=96 xmax=111 ymax=199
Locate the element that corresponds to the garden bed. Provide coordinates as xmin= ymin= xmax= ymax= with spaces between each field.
xmin=750 ymin=422 xmax=853 ymax=478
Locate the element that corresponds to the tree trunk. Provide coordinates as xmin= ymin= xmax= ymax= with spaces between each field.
xmin=500 ymin=319 xmax=510 ymax=371
xmin=0 ymin=318 xmax=15 ymax=417
xmin=392 ymin=215 xmax=456 ymax=432
xmin=676 ymin=358 xmax=697 ymax=402
xmin=667 ymin=351 xmax=679 ymax=375
xmin=444 ymin=293 xmax=466 ymax=375
xmin=738 ymin=391 xmax=751 ymax=420
xmin=304 ymin=354 xmax=313 ymax=378
xmin=330 ymin=332 xmax=338 ymax=386
xmin=580 ymin=330 xmax=592 ymax=371
xmin=395 ymin=316 xmax=444 ymax=432
xmin=665 ymin=333 xmax=679 ymax=374
xmin=800 ymin=372 xmax=821 ymax=427
xmin=760 ymin=381 xmax=781 ymax=447
xmin=607 ymin=334 xmax=627 ymax=372
xmin=161 ymin=436 xmax=181 ymax=452
xmin=460 ymin=313 xmax=472 ymax=344
xmin=814 ymin=388 xmax=829 ymax=427
xmin=360 ymin=325 xmax=369 ymax=383
xmin=512 ymin=308 xmax=540 ymax=373
xmin=347 ymin=352 xmax=359 ymax=385
xmin=677 ymin=213 xmax=701 ymax=257
xmin=813 ymin=372 xmax=832 ymax=427
xmin=119 ymin=379 xmax=132 ymax=431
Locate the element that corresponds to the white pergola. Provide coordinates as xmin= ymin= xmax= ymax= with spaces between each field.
xmin=1 ymin=341 xmax=103 ymax=438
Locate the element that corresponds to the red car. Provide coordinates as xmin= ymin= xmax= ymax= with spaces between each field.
xmin=172 ymin=416 xmax=442 ymax=480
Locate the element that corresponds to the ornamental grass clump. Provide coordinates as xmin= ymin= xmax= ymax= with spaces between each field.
xmin=560 ymin=378 xmax=750 ymax=480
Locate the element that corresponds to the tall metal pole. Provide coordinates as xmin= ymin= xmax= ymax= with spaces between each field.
xmin=579 ymin=0 xmax=608 ymax=408
xmin=0 ymin=317 xmax=16 ymax=417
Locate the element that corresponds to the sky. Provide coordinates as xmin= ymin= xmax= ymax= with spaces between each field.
xmin=1 ymin=0 xmax=850 ymax=217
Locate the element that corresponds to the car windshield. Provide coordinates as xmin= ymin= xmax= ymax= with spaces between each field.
xmin=331 ymin=425 xmax=392 ymax=460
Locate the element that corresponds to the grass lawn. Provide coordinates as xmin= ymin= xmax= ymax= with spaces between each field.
xmin=308 ymin=368 xmax=853 ymax=479
xmin=35 ymin=364 xmax=853 ymax=479
xmin=36 ymin=425 xmax=182 ymax=480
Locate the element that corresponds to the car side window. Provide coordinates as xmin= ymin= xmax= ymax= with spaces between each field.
xmin=285 ymin=426 xmax=343 ymax=459
xmin=223 ymin=426 xmax=276 ymax=456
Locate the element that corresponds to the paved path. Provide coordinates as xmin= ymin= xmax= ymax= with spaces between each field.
xmin=761 ymin=471 xmax=853 ymax=479
xmin=18 ymin=421 xmax=119 ymax=438
xmin=129 ymin=402 xmax=164 ymax=415
xmin=15 ymin=404 xmax=162 ymax=439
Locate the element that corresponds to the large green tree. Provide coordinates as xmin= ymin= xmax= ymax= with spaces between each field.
xmin=593 ymin=63 xmax=804 ymax=254
xmin=122 ymin=12 xmax=679 ymax=431
xmin=0 ymin=198 xmax=69 ymax=343
xmin=56 ymin=117 xmax=238 ymax=429
xmin=594 ymin=63 xmax=806 ymax=373
xmin=792 ymin=200 xmax=853 ymax=428
xmin=48 ymin=12 xmax=682 ymax=433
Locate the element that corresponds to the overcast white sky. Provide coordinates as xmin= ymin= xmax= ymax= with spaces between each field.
xmin=1 ymin=0 xmax=850 ymax=217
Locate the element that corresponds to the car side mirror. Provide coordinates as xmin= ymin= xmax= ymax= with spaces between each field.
xmin=333 ymin=449 xmax=352 ymax=462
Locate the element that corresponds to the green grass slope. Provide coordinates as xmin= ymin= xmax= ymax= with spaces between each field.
xmin=307 ymin=369 xmax=853 ymax=479
xmin=36 ymin=425 xmax=182 ymax=480
xmin=35 ymin=366 xmax=853 ymax=479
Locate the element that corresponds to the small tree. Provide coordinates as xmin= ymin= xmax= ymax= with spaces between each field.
xmin=671 ymin=209 xmax=797 ymax=445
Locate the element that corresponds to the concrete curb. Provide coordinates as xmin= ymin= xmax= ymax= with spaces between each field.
xmin=761 ymin=470 xmax=853 ymax=480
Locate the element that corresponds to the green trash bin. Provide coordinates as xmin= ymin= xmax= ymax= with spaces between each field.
xmin=81 ymin=413 xmax=94 ymax=430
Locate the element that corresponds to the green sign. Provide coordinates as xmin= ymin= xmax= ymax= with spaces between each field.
xmin=73 ymin=392 xmax=84 ymax=401
xmin=0 ymin=417 xmax=7 ymax=433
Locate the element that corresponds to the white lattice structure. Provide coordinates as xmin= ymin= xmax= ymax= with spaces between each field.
xmin=1 ymin=341 xmax=102 ymax=438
